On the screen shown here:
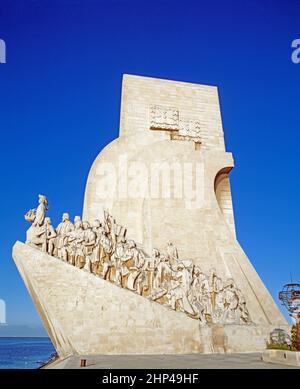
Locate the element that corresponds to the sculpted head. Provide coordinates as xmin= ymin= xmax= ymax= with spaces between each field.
xmin=74 ymin=220 xmax=82 ymax=229
xmin=161 ymin=254 xmax=168 ymax=262
xmin=93 ymin=219 xmax=101 ymax=228
xmin=166 ymin=242 xmax=174 ymax=252
xmin=127 ymin=239 xmax=136 ymax=249
xmin=82 ymin=221 xmax=90 ymax=230
xmin=44 ymin=217 xmax=51 ymax=225
xmin=193 ymin=266 xmax=202 ymax=277
xmin=225 ymin=278 xmax=235 ymax=288
xmin=38 ymin=194 xmax=48 ymax=205
xmin=62 ymin=212 xmax=69 ymax=222
xmin=152 ymin=248 xmax=160 ymax=258
xmin=177 ymin=262 xmax=184 ymax=271
xmin=210 ymin=268 xmax=217 ymax=277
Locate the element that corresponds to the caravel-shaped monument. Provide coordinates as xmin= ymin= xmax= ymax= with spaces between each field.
xmin=13 ymin=75 xmax=287 ymax=357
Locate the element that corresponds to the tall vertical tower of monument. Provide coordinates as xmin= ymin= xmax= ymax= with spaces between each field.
xmin=83 ymin=74 xmax=285 ymax=327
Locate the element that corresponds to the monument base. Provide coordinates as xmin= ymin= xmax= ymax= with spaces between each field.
xmin=262 ymin=349 xmax=300 ymax=367
xmin=12 ymin=242 xmax=288 ymax=357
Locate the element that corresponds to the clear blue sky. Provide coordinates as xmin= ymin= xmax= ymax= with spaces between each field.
xmin=0 ymin=0 xmax=299 ymax=334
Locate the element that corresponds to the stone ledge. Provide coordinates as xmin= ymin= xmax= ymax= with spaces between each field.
xmin=262 ymin=349 xmax=300 ymax=367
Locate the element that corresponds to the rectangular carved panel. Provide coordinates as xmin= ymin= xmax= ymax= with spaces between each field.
xmin=179 ymin=119 xmax=201 ymax=139
xmin=150 ymin=105 xmax=179 ymax=131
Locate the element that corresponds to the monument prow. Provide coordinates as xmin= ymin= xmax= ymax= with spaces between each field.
xmin=12 ymin=241 xmax=287 ymax=355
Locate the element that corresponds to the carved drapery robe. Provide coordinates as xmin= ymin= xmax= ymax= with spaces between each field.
xmin=55 ymin=220 xmax=73 ymax=250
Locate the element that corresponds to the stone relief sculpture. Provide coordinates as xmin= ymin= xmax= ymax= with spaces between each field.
xmin=25 ymin=194 xmax=49 ymax=251
xmin=149 ymin=105 xmax=179 ymax=131
xmin=149 ymin=105 xmax=202 ymax=146
xmin=55 ymin=213 xmax=73 ymax=261
xmin=24 ymin=195 xmax=251 ymax=325
xmin=179 ymin=119 xmax=201 ymax=139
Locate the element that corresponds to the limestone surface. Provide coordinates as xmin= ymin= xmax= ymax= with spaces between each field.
xmin=13 ymin=74 xmax=288 ymax=356
xmin=13 ymin=242 xmax=287 ymax=356
xmin=83 ymin=75 xmax=287 ymax=328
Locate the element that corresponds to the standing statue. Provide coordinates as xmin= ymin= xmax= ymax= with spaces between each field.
xmin=167 ymin=262 xmax=194 ymax=315
xmin=25 ymin=194 xmax=49 ymax=250
xmin=44 ymin=217 xmax=57 ymax=256
xmin=126 ymin=241 xmax=146 ymax=294
xmin=90 ymin=219 xmax=102 ymax=274
xmin=153 ymin=254 xmax=173 ymax=290
xmin=166 ymin=242 xmax=178 ymax=267
xmin=222 ymin=278 xmax=240 ymax=324
xmin=236 ymin=288 xmax=250 ymax=324
xmin=100 ymin=230 xmax=114 ymax=279
xmin=67 ymin=218 xmax=85 ymax=268
xmin=198 ymin=271 xmax=213 ymax=319
xmin=33 ymin=194 xmax=48 ymax=227
xmin=188 ymin=266 xmax=207 ymax=323
xmin=114 ymin=237 xmax=131 ymax=287
xmin=143 ymin=249 xmax=160 ymax=293
xmin=82 ymin=221 xmax=96 ymax=272
xmin=103 ymin=211 xmax=117 ymax=245
xmin=55 ymin=213 xmax=74 ymax=260
xmin=209 ymin=268 xmax=223 ymax=310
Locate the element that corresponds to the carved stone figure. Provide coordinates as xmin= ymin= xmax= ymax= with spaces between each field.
xmin=74 ymin=215 xmax=81 ymax=224
xmin=33 ymin=195 xmax=48 ymax=227
xmin=100 ymin=231 xmax=114 ymax=279
xmin=55 ymin=213 xmax=74 ymax=260
xmin=127 ymin=241 xmax=146 ymax=293
xmin=44 ymin=217 xmax=57 ymax=256
xmin=82 ymin=221 xmax=96 ymax=273
xmin=188 ymin=266 xmax=206 ymax=323
xmin=153 ymin=254 xmax=173 ymax=290
xmin=166 ymin=242 xmax=178 ymax=266
xmin=25 ymin=225 xmax=46 ymax=251
xmin=25 ymin=194 xmax=49 ymax=250
xmin=103 ymin=212 xmax=117 ymax=244
xmin=209 ymin=268 xmax=223 ymax=310
xmin=222 ymin=278 xmax=240 ymax=324
xmin=236 ymin=288 xmax=251 ymax=324
xmin=90 ymin=219 xmax=102 ymax=273
xmin=114 ymin=237 xmax=131 ymax=287
xmin=134 ymin=269 xmax=148 ymax=296
xmin=198 ymin=272 xmax=213 ymax=319
xmin=144 ymin=249 xmax=160 ymax=293
xmin=167 ymin=262 xmax=194 ymax=315
xmin=68 ymin=219 xmax=85 ymax=268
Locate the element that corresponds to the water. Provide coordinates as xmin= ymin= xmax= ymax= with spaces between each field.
xmin=0 ymin=337 xmax=55 ymax=369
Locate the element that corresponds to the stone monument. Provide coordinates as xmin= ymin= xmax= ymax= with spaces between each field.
xmin=13 ymin=74 xmax=288 ymax=358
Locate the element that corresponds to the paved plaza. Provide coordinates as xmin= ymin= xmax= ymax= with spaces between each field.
xmin=47 ymin=353 xmax=299 ymax=369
